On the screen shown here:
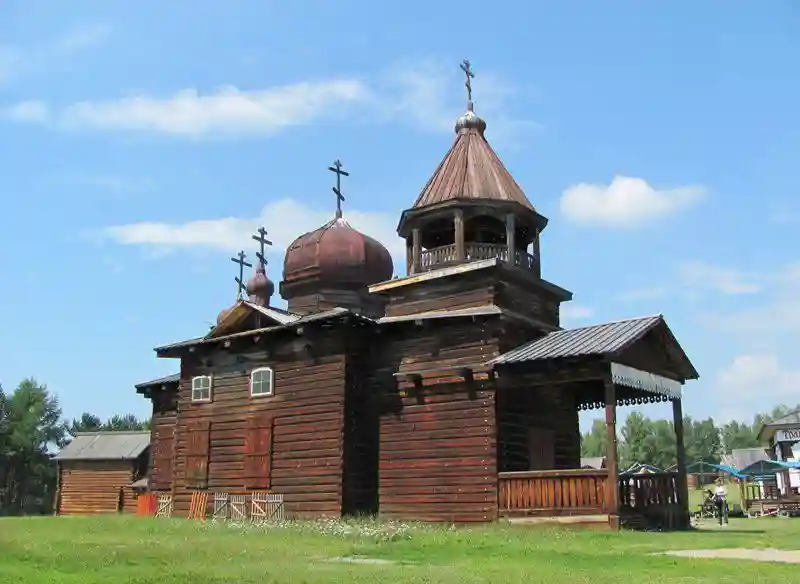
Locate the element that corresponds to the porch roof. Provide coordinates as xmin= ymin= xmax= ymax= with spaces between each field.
xmin=488 ymin=314 xmax=699 ymax=382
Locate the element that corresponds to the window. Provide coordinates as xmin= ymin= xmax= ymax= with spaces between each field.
xmin=250 ymin=367 xmax=274 ymax=397
xmin=191 ymin=375 xmax=212 ymax=402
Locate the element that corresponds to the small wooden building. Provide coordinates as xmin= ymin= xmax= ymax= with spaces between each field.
xmin=137 ymin=64 xmax=698 ymax=529
xmin=54 ymin=431 xmax=150 ymax=515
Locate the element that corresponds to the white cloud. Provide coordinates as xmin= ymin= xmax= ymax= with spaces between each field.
xmin=101 ymin=198 xmax=406 ymax=272
xmin=3 ymin=58 xmax=532 ymax=143
xmin=712 ymin=354 xmax=800 ymax=421
xmin=58 ymin=82 xmax=371 ymax=136
xmin=678 ymin=261 xmax=761 ymax=295
xmin=3 ymin=100 xmax=49 ymax=122
xmin=560 ymin=175 xmax=705 ymax=228
xmin=560 ymin=304 xmax=594 ymax=324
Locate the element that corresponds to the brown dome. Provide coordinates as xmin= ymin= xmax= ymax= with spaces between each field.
xmin=283 ymin=217 xmax=393 ymax=287
xmin=245 ymin=266 xmax=275 ymax=306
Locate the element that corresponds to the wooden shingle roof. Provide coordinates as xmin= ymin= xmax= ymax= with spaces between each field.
xmin=410 ymin=112 xmax=535 ymax=211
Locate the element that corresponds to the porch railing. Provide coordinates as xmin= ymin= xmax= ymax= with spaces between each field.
xmin=498 ymin=470 xmax=684 ymax=518
xmin=419 ymin=243 xmax=536 ymax=272
xmin=498 ymin=469 xmax=608 ymax=516
xmin=619 ymin=472 xmax=682 ymax=509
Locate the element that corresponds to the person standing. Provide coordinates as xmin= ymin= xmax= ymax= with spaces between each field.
xmin=714 ymin=478 xmax=729 ymax=526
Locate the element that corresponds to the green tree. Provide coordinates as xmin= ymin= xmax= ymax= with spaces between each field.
xmin=720 ymin=420 xmax=759 ymax=451
xmin=103 ymin=413 xmax=149 ymax=432
xmin=580 ymin=419 xmax=607 ymax=458
xmin=0 ymin=378 xmax=66 ymax=515
xmin=68 ymin=412 xmax=102 ymax=436
xmin=683 ymin=417 xmax=722 ymax=464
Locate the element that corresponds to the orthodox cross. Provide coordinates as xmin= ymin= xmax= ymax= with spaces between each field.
xmin=251 ymin=226 xmax=272 ymax=271
xmin=328 ymin=159 xmax=349 ymax=219
xmin=230 ymin=250 xmax=252 ymax=299
xmin=460 ymin=58 xmax=475 ymax=102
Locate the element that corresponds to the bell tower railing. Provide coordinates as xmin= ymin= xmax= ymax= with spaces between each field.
xmin=419 ymin=242 xmax=536 ymax=272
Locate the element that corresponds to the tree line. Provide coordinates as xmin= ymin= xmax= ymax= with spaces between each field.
xmin=0 ymin=378 xmax=150 ymax=516
xmin=581 ymin=404 xmax=799 ymax=471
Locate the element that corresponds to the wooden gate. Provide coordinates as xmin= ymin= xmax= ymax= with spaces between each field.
xmin=251 ymin=492 xmax=284 ymax=523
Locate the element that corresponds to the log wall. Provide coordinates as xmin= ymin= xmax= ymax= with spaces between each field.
xmin=57 ymin=460 xmax=138 ymax=515
xmin=373 ymin=318 xmax=500 ymax=522
xmin=170 ymin=333 xmax=348 ymax=519
xmin=496 ymin=384 xmax=581 ymax=473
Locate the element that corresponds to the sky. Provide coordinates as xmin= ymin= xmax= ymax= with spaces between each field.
xmin=1 ymin=1 xmax=798 ymax=430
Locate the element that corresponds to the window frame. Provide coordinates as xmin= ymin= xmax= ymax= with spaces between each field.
xmin=190 ymin=375 xmax=213 ymax=403
xmin=250 ymin=367 xmax=275 ymax=398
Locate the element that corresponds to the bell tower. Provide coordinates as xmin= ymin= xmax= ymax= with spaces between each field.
xmin=372 ymin=59 xmax=573 ymax=334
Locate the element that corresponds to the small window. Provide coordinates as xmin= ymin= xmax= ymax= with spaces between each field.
xmin=191 ymin=375 xmax=212 ymax=402
xmin=250 ymin=367 xmax=274 ymax=397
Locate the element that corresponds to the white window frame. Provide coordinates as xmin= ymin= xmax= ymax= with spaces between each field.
xmin=191 ymin=375 xmax=213 ymax=403
xmin=250 ymin=367 xmax=274 ymax=398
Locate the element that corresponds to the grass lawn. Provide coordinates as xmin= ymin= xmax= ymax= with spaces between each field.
xmin=2 ymin=515 xmax=799 ymax=583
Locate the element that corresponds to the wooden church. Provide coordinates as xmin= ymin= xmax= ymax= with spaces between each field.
xmin=137 ymin=61 xmax=698 ymax=529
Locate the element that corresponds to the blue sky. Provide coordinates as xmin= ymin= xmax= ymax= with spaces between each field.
xmin=1 ymin=1 xmax=798 ymax=429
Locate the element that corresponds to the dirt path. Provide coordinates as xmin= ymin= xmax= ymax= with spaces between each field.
xmin=661 ymin=548 xmax=800 ymax=564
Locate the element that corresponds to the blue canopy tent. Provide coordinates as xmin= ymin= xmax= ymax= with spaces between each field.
xmin=738 ymin=459 xmax=800 ymax=481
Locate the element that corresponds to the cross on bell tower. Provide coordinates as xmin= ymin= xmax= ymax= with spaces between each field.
xmin=328 ymin=159 xmax=349 ymax=219
xmin=460 ymin=58 xmax=475 ymax=108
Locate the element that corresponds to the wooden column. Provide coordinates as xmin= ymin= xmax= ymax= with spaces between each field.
xmin=505 ymin=213 xmax=516 ymax=265
xmin=672 ymin=397 xmax=690 ymax=528
xmin=604 ymin=377 xmax=620 ymax=529
xmin=411 ymin=228 xmax=421 ymax=274
xmin=405 ymin=236 xmax=413 ymax=275
xmin=454 ymin=209 xmax=465 ymax=261
xmin=532 ymin=230 xmax=541 ymax=277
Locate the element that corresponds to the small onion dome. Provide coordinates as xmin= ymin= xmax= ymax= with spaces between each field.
xmin=283 ymin=217 xmax=393 ymax=287
xmin=216 ymin=304 xmax=235 ymax=324
xmin=245 ymin=266 xmax=275 ymax=306
xmin=454 ymin=100 xmax=487 ymax=134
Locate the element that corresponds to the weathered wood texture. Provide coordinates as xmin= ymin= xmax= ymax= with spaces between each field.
xmin=498 ymin=469 xmax=608 ymax=517
xmin=496 ymin=384 xmax=580 ymax=473
xmin=282 ymin=285 xmax=386 ymax=318
xmin=169 ymin=333 xmax=348 ymax=519
xmin=619 ymin=472 xmax=689 ymax=530
xmin=377 ymin=266 xmax=565 ymax=333
xmin=148 ymin=388 xmax=178 ymax=491
xmin=57 ymin=459 xmax=140 ymax=515
xmin=374 ymin=319 xmax=500 ymax=522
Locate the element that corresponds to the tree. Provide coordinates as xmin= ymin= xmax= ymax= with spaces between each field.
xmin=683 ymin=417 xmax=722 ymax=464
xmin=0 ymin=378 xmax=66 ymax=515
xmin=719 ymin=420 xmax=758 ymax=452
xmin=580 ymin=419 xmax=607 ymax=458
xmin=68 ymin=412 xmax=102 ymax=436
xmin=67 ymin=412 xmax=150 ymax=438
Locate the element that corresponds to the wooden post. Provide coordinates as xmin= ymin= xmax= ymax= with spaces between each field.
xmin=454 ymin=209 xmax=465 ymax=261
xmin=532 ymin=229 xmax=541 ymax=276
xmin=505 ymin=213 xmax=516 ymax=265
xmin=604 ymin=377 xmax=619 ymax=529
xmin=672 ymin=397 xmax=690 ymax=528
xmin=405 ymin=236 xmax=413 ymax=275
xmin=411 ymin=228 xmax=421 ymax=274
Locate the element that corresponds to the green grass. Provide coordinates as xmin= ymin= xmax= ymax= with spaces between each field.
xmin=1 ymin=514 xmax=799 ymax=583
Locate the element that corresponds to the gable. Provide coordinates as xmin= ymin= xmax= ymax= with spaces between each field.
xmin=614 ymin=321 xmax=698 ymax=383
xmin=208 ymin=301 xmax=299 ymax=339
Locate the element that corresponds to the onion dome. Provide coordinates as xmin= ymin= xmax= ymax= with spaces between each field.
xmin=282 ymin=216 xmax=394 ymax=288
xmin=454 ymin=100 xmax=487 ymax=134
xmin=245 ymin=265 xmax=275 ymax=307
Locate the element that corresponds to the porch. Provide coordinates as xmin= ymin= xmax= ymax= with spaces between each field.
xmin=498 ymin=469 xmax=686 ymax=530
xmin=488 ymin=314 xmax=699 ymax=530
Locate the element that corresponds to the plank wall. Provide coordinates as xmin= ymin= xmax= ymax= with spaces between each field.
xmin=148 ymin=387 xmax=178 ymax=491
xmin=373 ymin=318 xmax=500 ymax=522
xmin=57 ymin=460 xmax=136 ymax=515
xmin=496 ymin=384 xmax=581 ymax=473
xmin=171 ymin=335 xmax=347 ymax=519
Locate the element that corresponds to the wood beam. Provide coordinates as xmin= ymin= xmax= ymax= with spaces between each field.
xmin=411 ymin=228 xmax=422 ymax=274
xmin=672 ymin=397 xmax=690 ymax=528
xmin=604 ymin=374 xmax=620 ymax=530
xmin=454 ymin=209 xmax=465 ymax=261
xmin=505 ymin=213 xmax=516 ymax=265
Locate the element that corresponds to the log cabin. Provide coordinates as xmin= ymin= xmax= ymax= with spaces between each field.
xmin=54 ymin=431 xmax=150 ymax=515
xmin=136 ymin=62 xmax=699 ymax=529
